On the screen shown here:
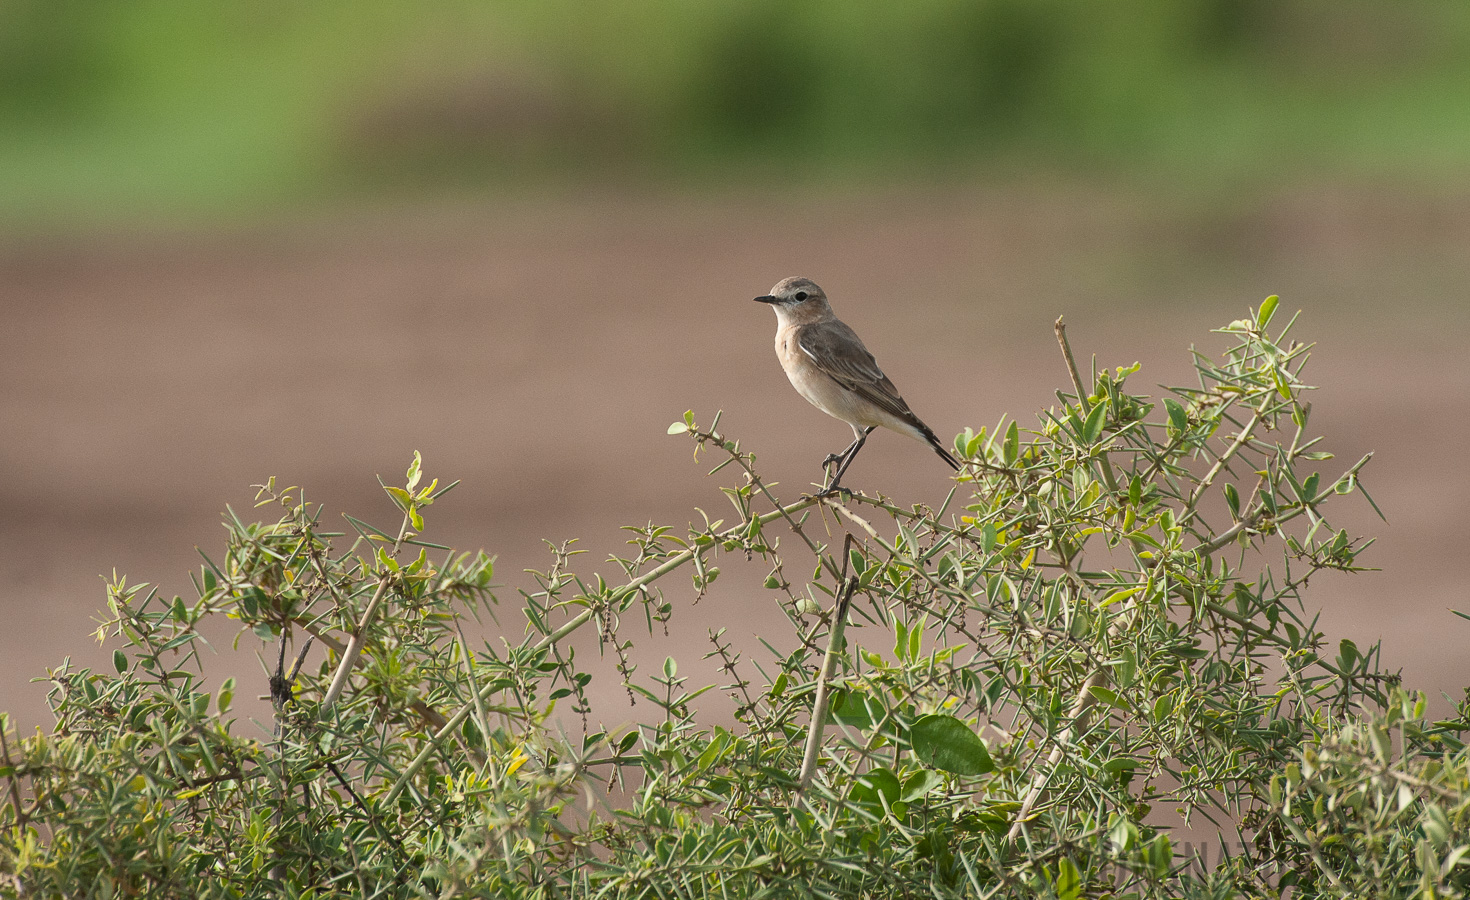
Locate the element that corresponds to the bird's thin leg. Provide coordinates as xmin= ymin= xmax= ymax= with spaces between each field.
xmin=820 ymin=432 xmax=860 ymax=481
xmin=819 ymin=427 xmax=874 ymax=496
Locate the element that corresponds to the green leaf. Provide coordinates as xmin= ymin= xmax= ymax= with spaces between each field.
xmin=667 ymin=422 xmax=687 ymax=434
xmin=113 ymin=649 xmax=128 ymax=674
xmin=1109 ymin=816 xmax=1138 ymax=852
xmin=1223 ymin=482 xmax=1240 ymax=517
xmin=1274 ymin=369 xmax=1292 ymax=400
xmin=696 ymin=730 xmax=730 ymax=771
xmin=238 ymin=586 xmax=264 ymax=617
xmin=1066 ymin=409 xmax=1085 ymax=438
xmin=769 ymin=671 xmax=788 ymax=699
xmin=1302 ymin=472 xmax=1320 ymax=501
xmin=216 ymin=677 xmax=235 ymax=714
xmin=901 ymin=769 xmax=943 ymax=802
xmin=1098 ymin=585 xmax=1143 ymax=608
xmin=1148 ymin=834 xmax=1172 ymax=877
xmin=1055 ymin=857 xmax=1082 ymax=900
xmin=1423 ymin=803 xmax=1451 ymax=844
xmin=1003 ymin=421 xmax=1019 ymax=466
xmin=1258 ymin=294 xmax=1279 ymax=329
xmin=406 ymin=450 xmax=422 ymax=491
xmin=911 ymin=714 xmax=994 ymax=776
xmin=960 ymin=427 xmax=983 ymax=459
xmin=1081 ymin=400 xmax=1107 ymax=445
xmin=830 ymin=689 xmax=874 ymax=729
xmin=1163 ymin=398 xmax=1187 ymax=432
xmin=1103 ymin=757 xmax=1141 ymax=777
xmin=1446 ymin=845 xmax=1470 ymax=871
xmin=850 ymin=767 xmax=902 ymax=811
xmin=384 ymin=485 xmax=413 ymax=513
xmin=1153 ymin=694 xmax=1173 ymax=722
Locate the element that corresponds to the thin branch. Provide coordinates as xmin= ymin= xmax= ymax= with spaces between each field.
xmin=385 ymin=494 xmax=822 ymax=803
xmin=1057 ymin=316 xmax=1119 ymax=493
xmin=320 ymin=513 xmax=412 ymax=715
xmin=798 ymin=540 xmax=858 ymax=794
xmin=1055 ymin=316 xmax=1088 ymax=406
xmin=1182 ymin=398 xmax=1270 ymax=524
xmin=1277 ymin=812 xmax=1348 ymax=893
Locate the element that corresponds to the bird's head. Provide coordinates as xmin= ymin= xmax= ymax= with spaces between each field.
xmin=753 ymin=276 xmax=834 ymax=324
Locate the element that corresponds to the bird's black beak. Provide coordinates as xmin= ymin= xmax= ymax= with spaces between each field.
xmin=753 ymin=295 xmax=778 ymax=304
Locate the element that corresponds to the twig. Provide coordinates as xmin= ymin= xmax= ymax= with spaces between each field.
xmin=798 ymin=536 xmax=858 ymax=794
xmin=327 ymin=760 xmax=405 ymax=855
xmin=697 ymin=425 xmax=823 ymax=557
xmin=1006 ymin=616 xmax=1115 ymax=842
xmin=1277 ymin=811 xmax=1347 ymax=892
xmin=1182 ymin=399 xmax=1270 ymax=524
xmin=1055 ymin=316 xmax=1088 ymax=406
xmin=294 ymin=620 xmax=449 ymax=730
xmin=1056 ymin=316 xmax=1119 ymax=493
xmin=454 ymin=623 xmax=491 ymax=768
xmin=1192 ymin=453 xmax=1372 ymax=557
xmin=385 ymin=495 xmax=821 ymax=803
xmin=320 ymin=515 xmax=411 ymax=715
xmin=1008 ymin=450 xmax=1373 ymax=841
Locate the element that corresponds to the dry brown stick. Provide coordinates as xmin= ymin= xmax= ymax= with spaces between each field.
xmin=1009 ymin=318 xmax=1123 ymax=841
xmin=320 ymin=514 xmax=411 ymax=715
xmin=797 ymin=535 xmax=859 ymax=795
xmin=1005 ymin=663 xmax=1110 ymax=842
xmin=1055 ymin=315 xmax=1088 ymax=407
xmin=1055 ymin=316 xmax=1119 ymax=493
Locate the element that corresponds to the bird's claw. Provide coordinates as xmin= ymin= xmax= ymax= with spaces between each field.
xmin=815 ymin=483 xmax=854 ymax=501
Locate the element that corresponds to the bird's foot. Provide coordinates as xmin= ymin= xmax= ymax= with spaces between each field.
xmin=821 ymin=452 xmax=844 ymax=469
xmin=815 ymin=483 xmax=854 ymax=501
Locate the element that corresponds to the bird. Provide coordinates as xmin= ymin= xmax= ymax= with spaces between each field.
xmin=753 ymin=276 xmax=960 ymax=496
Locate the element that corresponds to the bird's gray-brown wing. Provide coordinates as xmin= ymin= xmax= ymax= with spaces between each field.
xmin=795 ymin=320 xmax=916 ymax=423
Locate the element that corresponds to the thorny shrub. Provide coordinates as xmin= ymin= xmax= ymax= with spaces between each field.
xmin=4 ymin=300 xmax=1470 ymax=899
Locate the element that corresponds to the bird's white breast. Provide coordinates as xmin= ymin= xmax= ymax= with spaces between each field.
xmin=775 ymin=323 xmax=872 ymax=427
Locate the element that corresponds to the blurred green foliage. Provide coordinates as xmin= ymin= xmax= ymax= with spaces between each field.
xmin=2 ymin=0 xmax=1468 ymax=222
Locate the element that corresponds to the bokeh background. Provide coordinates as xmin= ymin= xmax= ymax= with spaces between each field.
xmin=3 ymin=1 xmax=1469 ymax=737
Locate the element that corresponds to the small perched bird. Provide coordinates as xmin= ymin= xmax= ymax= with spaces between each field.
xmin=754 ymin=276 xmax=960 ymax=495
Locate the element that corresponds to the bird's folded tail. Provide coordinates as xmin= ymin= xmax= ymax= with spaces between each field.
xmin=913 ymin=419 xmax=961 ymax=471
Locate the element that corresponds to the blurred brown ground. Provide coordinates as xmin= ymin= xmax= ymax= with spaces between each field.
xmin=3 ymin=181 xmax=1468 ymax=735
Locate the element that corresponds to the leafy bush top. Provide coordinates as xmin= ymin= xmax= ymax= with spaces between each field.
xmin=4 ymin=301 xmax=1469 ymax=899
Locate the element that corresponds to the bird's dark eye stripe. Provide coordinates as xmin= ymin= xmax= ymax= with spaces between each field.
xmin=794 ymin=291 xmax=808 ymax=301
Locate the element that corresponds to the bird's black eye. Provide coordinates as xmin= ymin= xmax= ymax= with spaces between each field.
xmin=794 ymin=291 xmax=808 ymax=301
